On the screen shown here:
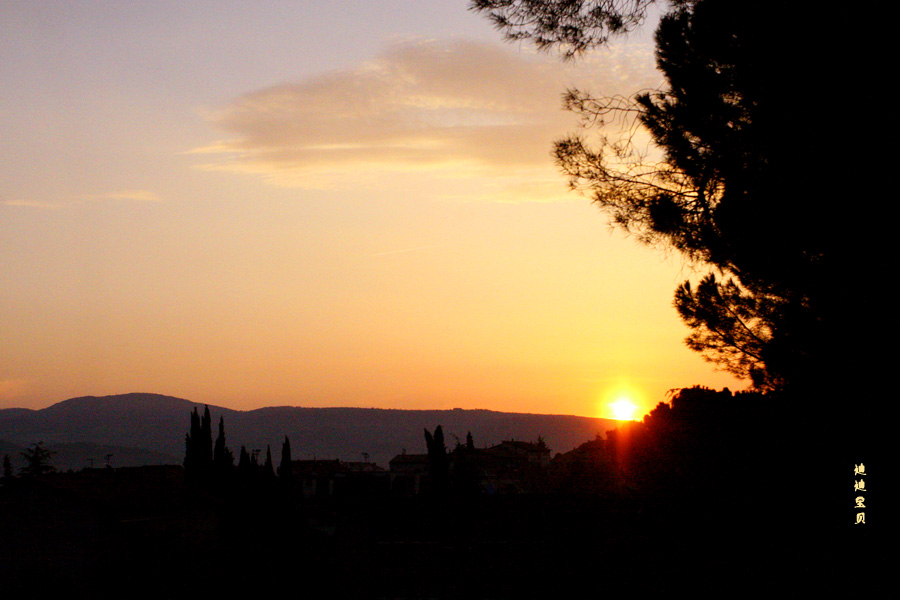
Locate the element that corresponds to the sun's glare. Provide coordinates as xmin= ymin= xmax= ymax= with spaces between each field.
xmin=611 ymin=399 xmax=638 ymax=420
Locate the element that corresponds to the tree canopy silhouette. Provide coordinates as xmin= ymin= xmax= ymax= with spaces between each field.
xmin=470 ymin=0 xmax=660 ymax=59
xmin=19 ymin=441 xmax=56 ymax=477
xmin=472 ymin=0 xmax=890 ymax=396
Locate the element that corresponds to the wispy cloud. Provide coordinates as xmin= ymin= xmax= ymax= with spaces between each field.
xmin=372 ymin=245 xmax=437 ymax=257
xmin=193 ymin=38 xmax=658 ymax=194
xmin=3 ymin=189 xmax=162 ymax=209
xmin=78 ymin=190 xmax=163 ymax=203
xmin=1 ymin=199 xmax=66 ymax=210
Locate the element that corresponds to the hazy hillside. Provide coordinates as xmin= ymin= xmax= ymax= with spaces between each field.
xmin=0 ymin=393 xmax=618 ymax=468
xmin=0 ymin=439 xmax=180 ymax=472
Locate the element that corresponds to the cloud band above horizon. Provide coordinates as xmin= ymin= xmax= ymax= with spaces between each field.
xmin=193 ymin=38 xmax=660 ymax=194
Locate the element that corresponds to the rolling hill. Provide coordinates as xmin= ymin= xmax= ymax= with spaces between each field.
xmin=0 ymin=393 xmax=618 ymax=471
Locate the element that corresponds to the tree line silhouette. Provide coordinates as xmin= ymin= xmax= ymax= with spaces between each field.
xmin=1 ymin=441 xmax=57 ymax=485
xmin=2 ymin=390 xmax=881 ymax=596
xmin=183 ymin=405 xmax=294 ymax=494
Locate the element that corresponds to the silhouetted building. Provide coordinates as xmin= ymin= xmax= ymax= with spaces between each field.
xmin=290 ymin=459 xmax=389 ymax=499
xmin=388 ymin=453 xmax=430 ymax=495
xmin=389 ymin=440 xmax=551 ymax=495
xmin=465 ymin=440 xmax=551 ymax=494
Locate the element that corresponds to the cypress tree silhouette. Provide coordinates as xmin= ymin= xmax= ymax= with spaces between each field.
xmin=453 ymin=431 xmax=480 ymax=496
xmin=278 ymin=436 xmax=293 ymax=492
xmin=424 ymin=426 xmax=449 ymax=494
xmin=263 ymin=445 xmax=275 ymax=484
xmin=2 ymin=454 xmax=13 ymax=482
xmin=184 ymin=407 xmax=200 ymax=480
xmin=200 ymin=405 xmax=213 ymax=471
xmin=213 ymin=415 xmax=235 ymax=484
xmin=184 ymin=405 xmax=215 ymax=483
xmin=238 ymin=445 xmax=252 ymax=482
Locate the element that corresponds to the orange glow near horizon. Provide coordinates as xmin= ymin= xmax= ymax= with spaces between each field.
xmin=0 ymin=5 xmax=747 ymax=416
xmin=611 ymin=399 xmax=638 ymax=420
xmin=597 ymin=381 xmax=651 ymax=421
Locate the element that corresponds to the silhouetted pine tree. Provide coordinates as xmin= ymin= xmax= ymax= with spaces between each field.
xmin=19 ymin=442 xmax=55 ymax=478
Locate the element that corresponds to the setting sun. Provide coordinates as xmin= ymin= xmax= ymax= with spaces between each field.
xmin=611 ymin=399 xmax=638 ymax=420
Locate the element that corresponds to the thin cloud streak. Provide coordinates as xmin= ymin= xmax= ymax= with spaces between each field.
xmin=2 ymin=200 xmax=65 ymax=210
xmin=372 ymin=245 xmax=438 ymax=257
xmin=78 ymin=190 xmax=163 ymax=203
xmin=3 ymin=190 xmax=162 ymax=210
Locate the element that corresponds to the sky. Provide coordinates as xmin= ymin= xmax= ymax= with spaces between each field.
xmin=0 ymin=1 xmax=742 ymax=418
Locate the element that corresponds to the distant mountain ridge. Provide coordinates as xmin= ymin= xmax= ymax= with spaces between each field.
xmin=0 ymin=393 xmax=617 ymax=470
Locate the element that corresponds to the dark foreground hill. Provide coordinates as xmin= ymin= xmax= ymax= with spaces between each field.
xmin=0 ymin=393 xmax=616 ymax=470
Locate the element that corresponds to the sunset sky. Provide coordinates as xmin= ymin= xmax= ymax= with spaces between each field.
xmin=0 ymin=1 xmax=742 ymax=418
